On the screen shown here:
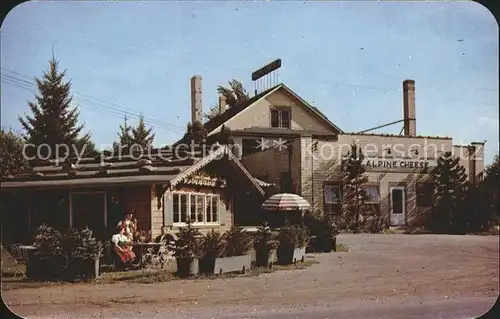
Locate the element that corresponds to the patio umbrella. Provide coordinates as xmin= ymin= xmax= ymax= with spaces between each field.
xmin=261 ymin=193 xmax=311 ymax=211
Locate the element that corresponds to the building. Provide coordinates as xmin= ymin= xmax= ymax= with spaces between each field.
xmin=0 ymin=144 xmax=269 ymax=243
xmin=198 ymin=76 xmax=485 ymax=228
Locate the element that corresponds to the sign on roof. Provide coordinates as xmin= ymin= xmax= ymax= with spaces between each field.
xmin=251 ymin=59 xmax=282 ymax=81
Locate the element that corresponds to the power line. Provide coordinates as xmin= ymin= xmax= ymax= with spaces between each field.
xmin=4 ymin=25 xmax=498 ymax=94
xmin=1 ymin=70 xmax=186 ymax=132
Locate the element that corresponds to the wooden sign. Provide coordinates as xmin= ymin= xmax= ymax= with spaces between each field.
xmin=252 ymin=59 xmax=282 ymax=81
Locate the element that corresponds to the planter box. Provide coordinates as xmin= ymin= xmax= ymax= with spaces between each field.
xmin=176 ymin=257 xmax=199 ymax=277
xmin=66 ymin=258 xmax=100 ymax=280
xmin=255 ymin=248 xmax=277 ymax=269
xmin=213 ymin=255 xmax=251 ymax=275
xmin=27 ymin=256 xmax=64 ymax=281
xmin=277 ymin=247 xmax=306 ymax=265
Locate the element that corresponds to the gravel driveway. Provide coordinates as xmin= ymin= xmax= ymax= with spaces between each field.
xmin=4 ymin=234 xmax=498 ymax=318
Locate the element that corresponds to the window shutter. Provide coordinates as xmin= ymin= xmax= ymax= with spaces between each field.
xmin=164 ymin=191 xmax=174 ymax=226
xmin=219 ymin=195 xmax=228 ymax=226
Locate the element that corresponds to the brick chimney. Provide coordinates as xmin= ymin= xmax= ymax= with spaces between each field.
xmin=403 ymin=79 xmax=416 ymax=136
xmin=190 ymin=75 xmax=202 ymax=124
xmin=218 ymin=94 xmax=227 ymax=114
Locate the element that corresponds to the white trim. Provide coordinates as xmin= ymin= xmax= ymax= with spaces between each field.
xmin=172 ymin=191 xmax=221 ymax=226
xmin=69 ymin=191 xmax=107 ymax=228
xmin=207 ymin=85 xmax=284 ymax=136
xmin=389 ymin=186 xmax=406 ymax=226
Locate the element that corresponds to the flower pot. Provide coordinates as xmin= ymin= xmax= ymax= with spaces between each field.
xmin=176 ymin=257 xmax=199 ymax=277
xmin=213 ymin=255 xmax=251 ymax=274
xmin=255 ymin=248 xmax=277 ymax=269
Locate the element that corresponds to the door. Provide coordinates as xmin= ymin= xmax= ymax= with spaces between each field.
xmin=389 ymin=186 xmax=406 ymax=226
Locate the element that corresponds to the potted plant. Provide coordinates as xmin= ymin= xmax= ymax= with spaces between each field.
xmin=199 ymin=230 xmax=225 ymax=274
xmin=61 ymin=227 xmax=103 ymax=280
xmin=277 ymin=225 xmax=309 ymax=265
xmin=253 ymin=224 xmax=278 ymax=269
xmin=28 ymin=224 xmax=65 ymax=280
xmin=317 ymin=217 xmax=338 ymax=253
xmin=213 ymin=226 xmax=253 ymax=274
xmin=174 ymin=221 xmax=202 ymax=277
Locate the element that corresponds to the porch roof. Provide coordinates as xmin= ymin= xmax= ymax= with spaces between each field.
xmin=0 ymin=145 xmax=265 ymax=195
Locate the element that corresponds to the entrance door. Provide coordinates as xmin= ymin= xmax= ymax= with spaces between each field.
xmin=389 ymin=186 xmax=406 ymax=226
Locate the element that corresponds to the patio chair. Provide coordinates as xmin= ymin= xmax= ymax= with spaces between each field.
xmin=9 ymin=244 xmax=29 ymax=278
xmin=141 ymin=240 xmax=175 ymax=270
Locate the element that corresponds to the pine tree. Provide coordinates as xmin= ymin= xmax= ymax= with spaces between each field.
xmin=430 ymin=152 xmax=468 ymax=234
xmin=18 ymin=57 xmax=96 ymax=160
xmin=478 ymin=154 xmax=499 ymax=229
xmin=113 ymin=115 xmax=155 ymax=155
xmin=0 ymin=128 xmax=28 ymax=178
xmin=340 ymin=142 xmax=369 ymax=232
xmin=183 ymin=121 xmax=206 ymax=145
xmin=131 ymin=115 xmax=155 ymax=148
xmin=112 ymin=116 xmax=134 ymax=155
xmin=203 ymin=79 xmax=250 ymax=121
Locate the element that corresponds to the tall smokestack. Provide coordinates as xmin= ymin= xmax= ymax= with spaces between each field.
xmin=403 ymin=79 xmax=416 ymax=136
xmin=218 ymin=94 xmax=227 ymax=114
xmin=190 ymin=75 xmax=202 ymax=124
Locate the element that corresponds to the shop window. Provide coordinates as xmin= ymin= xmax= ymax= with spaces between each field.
xmin=363 ymin=185 xmax=380 ymax=204
xmin=323 ymin=184 xmax=342 ymax=216
xmin=416 ymin=183 xmax=434 ymax=207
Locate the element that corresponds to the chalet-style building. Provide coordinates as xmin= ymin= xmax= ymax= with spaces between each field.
xmin=1 ymin=145 xmax=272 ymax=243
xmin=194 ymin=76 xmax=485 ymax=227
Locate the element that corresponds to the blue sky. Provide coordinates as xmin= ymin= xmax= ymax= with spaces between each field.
xmin=1 ymin=1 xmax=498 ymax=164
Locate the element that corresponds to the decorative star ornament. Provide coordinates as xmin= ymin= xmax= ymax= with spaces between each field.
xmin=274 ymin=138 xmax=288 ymax=151
xmin=255 ymin=137 xmax=270 ymax=151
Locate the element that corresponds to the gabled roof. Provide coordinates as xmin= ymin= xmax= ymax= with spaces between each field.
xmin=204 ymin=83 xmax=343 ymax=135
xmin=0 ymin=145 xmax=265 ymax=195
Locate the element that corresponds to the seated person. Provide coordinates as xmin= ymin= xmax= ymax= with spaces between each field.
xmin=111 ymin=226 xmax=136 ymax=264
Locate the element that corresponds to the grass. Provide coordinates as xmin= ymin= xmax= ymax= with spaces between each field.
xmin=96 ymin=256 xmax=319 ymax=284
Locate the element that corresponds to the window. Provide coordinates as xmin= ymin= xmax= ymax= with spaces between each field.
xmin=270 ymin=108 xmax=291 ymax=128
xmin=173 ymin=192 xmax=220 ymax=225
xmin=416 ymin=182 xmax=433 ymax=207
xmin=324 ymin=185 xmax=342 ymax=204
xmin=363 ymin=185 xmax=380 ymax=204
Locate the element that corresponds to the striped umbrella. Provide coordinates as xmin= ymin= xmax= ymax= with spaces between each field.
xmin=261 ymin=193 xmax=311 ymax=211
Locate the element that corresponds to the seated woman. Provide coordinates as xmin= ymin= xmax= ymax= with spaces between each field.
xmin=111 ymin=226 xmax=136 ymax=265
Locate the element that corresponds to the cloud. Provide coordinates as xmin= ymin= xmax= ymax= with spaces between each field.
xmin=478 ymin=116 xmax=499 ymax=130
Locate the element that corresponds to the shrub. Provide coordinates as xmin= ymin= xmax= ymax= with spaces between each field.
xmin=278 ymin=225 xmax=300 ymax=249
xmin=254 ymin=224 xmax=278 ymax=251
xmin=32 ymin=224 xmax=63 ymax=259
xmin=175 ymin=221 xmax=202 ymax=260
xmin=296 ymin=225 xmax=311 ymax=248
xmin=223 ymin=226 xmax=253 ymax=257
xmin=61 ymin=227 xmax=103 ymax=261
xmin=201 ymin=229 xmax=225 ymax=260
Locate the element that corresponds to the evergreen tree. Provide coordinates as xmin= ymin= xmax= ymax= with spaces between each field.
xmin=131 ymin=115 xmax=155 ymax=148
xmin=430 ymin=152 xmax=468 ymax=234
xmin=480 ymin=154 xmax=499 ymax=228
xmin=203 ymin=79 xmax=250 ymax=121
xmin=183 ymin=121 xmax=206 ymax=145
xmin=340 ymin=142 xmax=368 ymax=232
xmin=18 ymin=57 xmax=96 ymax=160
xmin=113 ymin=115 xmax=155 ymax=155
xmin=0 ymin=128 xmax=28 ymax=178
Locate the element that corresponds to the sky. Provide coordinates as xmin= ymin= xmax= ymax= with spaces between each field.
xmin=1 ymin=0 xmax=498 ymax=164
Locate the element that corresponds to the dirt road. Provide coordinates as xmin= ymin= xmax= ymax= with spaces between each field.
xmin=3 ymin=234 xmax=498 ymax=318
